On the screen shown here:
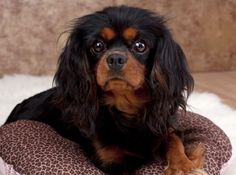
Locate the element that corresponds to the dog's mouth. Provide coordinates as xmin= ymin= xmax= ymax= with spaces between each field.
xmin=103 ymin=77 xmax=135 ymax=92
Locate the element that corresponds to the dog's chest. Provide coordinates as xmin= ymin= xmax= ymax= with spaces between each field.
xmin=93 ymin=110 xmax=157 ymax=166
xmin=103 ymin=87 xmax=149 ymax=115
xmin=93 ymin=143 xmax=141 ymax=165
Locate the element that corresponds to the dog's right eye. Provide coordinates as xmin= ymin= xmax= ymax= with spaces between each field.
xmin=92 ymin=40 xmax=106 ymax=53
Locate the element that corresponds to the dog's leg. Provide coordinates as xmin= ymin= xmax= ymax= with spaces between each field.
xmin=164 ymin=133 xmax=208 ymax=175
xmin=185 ymin=143 xmax=205 ymax=169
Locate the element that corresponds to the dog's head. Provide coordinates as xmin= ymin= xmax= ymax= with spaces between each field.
xmin=54 ymin=6 xmax=194 ymax=136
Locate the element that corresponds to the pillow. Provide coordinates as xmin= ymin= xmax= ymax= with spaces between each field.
xmin=0 ymin=112 xmax=232 ymax=175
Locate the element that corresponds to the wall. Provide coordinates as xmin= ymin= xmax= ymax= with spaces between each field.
xmin=0 ymin=0 xmax=236 ymax=75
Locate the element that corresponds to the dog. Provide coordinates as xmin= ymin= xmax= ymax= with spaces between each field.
xmin=5 ymin=6 xmax=207 ymax=175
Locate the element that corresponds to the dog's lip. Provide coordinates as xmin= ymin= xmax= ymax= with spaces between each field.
xmin=107 ymin=76 xmax=125 ymax=82
xmin=104 ymin=77 xmax=127 ymax=87
xmin=105 ymin=74 xmax=127 ymax=82
xmin=102 ymin=76 xmax=142 ymax=91
xmin=102 ymin=76 xmax=129 ymax=90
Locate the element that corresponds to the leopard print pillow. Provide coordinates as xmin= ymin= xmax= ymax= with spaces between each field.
xmin=0 ymin=112 xmax=232 ymax=175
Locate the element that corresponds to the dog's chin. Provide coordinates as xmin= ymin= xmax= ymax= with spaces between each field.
xmin=102 ymin=78 xmax=139 ymax=92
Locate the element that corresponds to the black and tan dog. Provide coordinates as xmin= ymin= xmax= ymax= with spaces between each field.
xmin=6 ymin=6 xmax=207 ymax=175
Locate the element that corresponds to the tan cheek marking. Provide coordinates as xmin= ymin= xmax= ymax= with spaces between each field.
xmin=123 ymin=27 xmax=138 ymax=41
xmin=100 ymin=27 xmax=116 ymax=41
xmin=95 ymin=55 xmax=109 ymax=87
xmin=125 ymin=53 xmax=146 ymax=88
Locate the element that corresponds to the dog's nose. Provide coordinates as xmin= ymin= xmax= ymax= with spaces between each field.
xmin=106 ymin=54 xmax=127 ymax=71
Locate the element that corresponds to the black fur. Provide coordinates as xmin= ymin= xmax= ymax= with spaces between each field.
xmin=6 ymin=6 xmax=194 ymax=174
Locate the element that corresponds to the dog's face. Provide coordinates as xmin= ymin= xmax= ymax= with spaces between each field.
xmin=93 ymin=27 xmax=148 ymax=92
xmin=54 ymin=6 xmax=194 ymax=135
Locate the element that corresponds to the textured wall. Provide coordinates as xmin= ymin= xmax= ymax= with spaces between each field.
xmin=0 ymin=0 xmax=236 ymax=75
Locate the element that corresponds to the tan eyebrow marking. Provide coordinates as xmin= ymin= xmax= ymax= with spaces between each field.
xmin=100 ymin=27 xmax=116 ymax=40
xmin=123 ymin=27 xmax=138 ymax=41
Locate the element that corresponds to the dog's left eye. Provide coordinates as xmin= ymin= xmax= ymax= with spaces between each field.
xmin=92 ymin=40 xmax=106 ymax=53
xmin=133 ymin=40 xmax=146 ymax=53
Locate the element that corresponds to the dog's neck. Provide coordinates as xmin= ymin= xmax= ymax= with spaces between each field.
xmin=102 ymin=80 xmax=149 ymax=115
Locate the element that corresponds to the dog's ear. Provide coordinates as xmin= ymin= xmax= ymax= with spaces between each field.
xmin=54 ymin=23 xmax=98 ymax=136
xmin=147 ymin=32 xmax=194 ymax=135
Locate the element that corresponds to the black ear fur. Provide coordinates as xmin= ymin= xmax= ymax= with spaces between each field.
xmin=146 ymin=31 xmax=194 ymax=135
xmin=54 ymin=23 xmax=98 ymax=136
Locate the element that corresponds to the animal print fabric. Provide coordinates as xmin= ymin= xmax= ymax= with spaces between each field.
xmin=0 ymin=112 xmax=232 ymax=175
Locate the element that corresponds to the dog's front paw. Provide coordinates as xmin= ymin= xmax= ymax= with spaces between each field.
xmin=164 ymin=168 xmax=185 ymax=175
xmin=164 ymin=160 xmax=194 ymax=175
xmin=164 ymin=168 xmax=208 ymax=175
xmin=164 ymin=155 xmax=208 ymax=175
xmin=186 ymin=169 xmax=208 ymax=175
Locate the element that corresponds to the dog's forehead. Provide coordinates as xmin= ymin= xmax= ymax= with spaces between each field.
xmin=99 ymin=27 xmax=138 ymax=42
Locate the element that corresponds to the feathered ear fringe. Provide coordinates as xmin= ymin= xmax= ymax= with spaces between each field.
xmin=146 ymin=32 xmax=194 ymax=136
xmin=53 ymin=23 xmax=99 ymax=137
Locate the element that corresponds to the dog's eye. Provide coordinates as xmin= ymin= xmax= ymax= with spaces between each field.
xmin=133 ymin=41 xmax=146 ymax=53
xmin=92 ymin=40 xmax=105 ymax=53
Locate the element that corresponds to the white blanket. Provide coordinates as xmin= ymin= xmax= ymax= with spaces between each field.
xmin=0 ymin=157 xmax=20 ymax=175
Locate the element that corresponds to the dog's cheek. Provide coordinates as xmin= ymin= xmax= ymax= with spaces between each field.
xmin=95 ymin=56 xmax=109 ymax=87
xmin=124 ymin=54 xmax=146 ymax=88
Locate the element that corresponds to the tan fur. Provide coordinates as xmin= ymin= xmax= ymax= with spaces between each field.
xmin=165 ymin=133 xmax=206 ymax=175
xmin=94 ymin=141 xmax=140 ymax=165
xmin=186 ymin=143 xmax=205 ymax=169
xmin=96 ymin=146 xmax=126 ymax=164
xmin=104 ymin=80 xmax=148 ymax=114
xmin=95 ymin=54 xmax=109 ymax=87
xmin=123 ymin=27 xmax=138 ymax=41
xmin=124 ymin=54 xmax=146 ymax=88
xmin=100 ymin=27 xmax=116 ymax=41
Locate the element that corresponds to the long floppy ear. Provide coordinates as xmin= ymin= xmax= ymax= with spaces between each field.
xmin=146 ymin=32 xmax=194 ymax=135
xmin=54 ymin=24 xmax=98 ymax=136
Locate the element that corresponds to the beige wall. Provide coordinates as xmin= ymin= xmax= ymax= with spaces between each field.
xmin=0 ymin=0 xmax=236 ymax=75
